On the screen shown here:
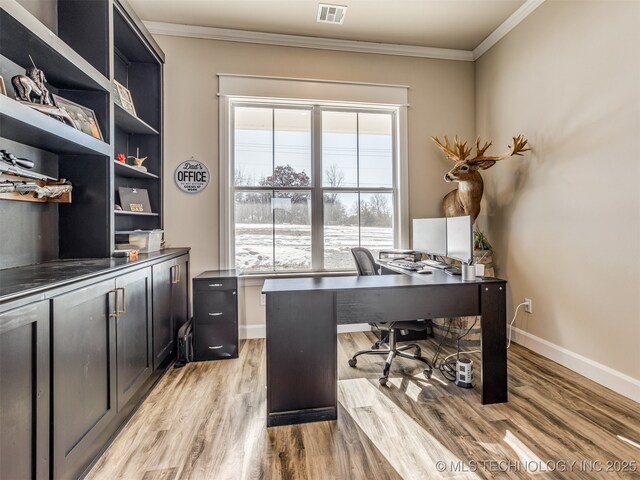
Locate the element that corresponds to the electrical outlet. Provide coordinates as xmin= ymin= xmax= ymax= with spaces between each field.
xmin=260 ymin=294 xmax=266 ymax=306
xmin=524 ymin=298 xmax=532 ymax=314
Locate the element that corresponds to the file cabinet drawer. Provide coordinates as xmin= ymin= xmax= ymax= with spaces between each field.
xmin=194 ymin=321 xmax=238 ymax=360
xmin=193 ymin=278 xmax=237 ymax=292
xmin=194 ymin=292 xmax=237 ymax=324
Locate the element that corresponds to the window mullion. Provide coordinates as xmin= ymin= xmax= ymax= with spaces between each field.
xmin=311 ymin=106 xmax=324 ymax=271
xmin=271 ymin=109 xmax=276 ymax=272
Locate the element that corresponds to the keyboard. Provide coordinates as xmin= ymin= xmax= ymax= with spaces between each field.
xmin=387 ymin=260 xmax=419 ymax=271
xmin=421 ymin=259 xmax=450 ymax=269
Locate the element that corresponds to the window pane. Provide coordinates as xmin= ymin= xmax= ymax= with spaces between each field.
xmin=273 ymin=109 xmax=311 ymax=186
xmin=322 ymin=111 xmax=358 ymax=187
xmin=359 ymin=113 xmax=393 ymax=188
xmin=360 ymin=192 xmax=394 ymax=259
xmin=234 ymin=107 xmax=272 ymax=186
xmin=323 ymin=192 xmax=359 ymax=270
xmin=234 ymin=191 xmax=273 ymax=272
xmin=274 ymin=191 xmax=311 ymax=271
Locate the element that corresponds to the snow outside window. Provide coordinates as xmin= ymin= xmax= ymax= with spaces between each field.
xmin=231 ymin=102 xmax=398 ymax=274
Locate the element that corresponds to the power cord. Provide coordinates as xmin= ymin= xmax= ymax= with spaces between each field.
xmin=436 ymin=302 xmax=527 ymax=381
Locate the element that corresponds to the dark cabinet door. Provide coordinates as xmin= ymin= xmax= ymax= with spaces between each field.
xmin=171 ymin=255 xmax=190 ymax=336
xmin=52 ymin=279 xmax=117 ymax=480
xmin=115 ymin=267 xmax=152 ymax=409
xmin=0 ymin=300 xmax=50 ymax=480
xmin=152 ymin=255 xmax=189 ymax=370
xmin=152 ymin=261 xmax=172 ymax=370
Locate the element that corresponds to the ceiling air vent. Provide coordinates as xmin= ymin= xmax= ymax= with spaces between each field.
xmin=317 ymin=4 xmax=347 ymax=25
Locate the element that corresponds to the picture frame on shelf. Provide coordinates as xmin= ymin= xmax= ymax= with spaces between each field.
xmin=52 ymin=94 xmax=103 ymax=140
xmin=114 ymin=80 xmax=137 ymax=117
xmin=118 ymin=187 xmax=152 ymax=213
xmin=112 ymin=81 xmax=122 ymax=106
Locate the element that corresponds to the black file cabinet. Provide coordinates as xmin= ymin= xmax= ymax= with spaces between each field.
xmin=193 ymin=270 xmax=238 ymax=361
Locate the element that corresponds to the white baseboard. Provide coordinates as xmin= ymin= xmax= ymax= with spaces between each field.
xmin=511 ymin=327 xmax=640 ymax=403
xmin=240 ymin=324 xmax=266 ymax=339
xmin=240 ymin=323 xmax=370 ymax=340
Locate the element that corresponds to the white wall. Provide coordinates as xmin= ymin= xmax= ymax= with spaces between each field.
xmin=155 ymin=36 xmax=475 ymax=332
xmin=475 ymin=0 xmax=640 ymax=398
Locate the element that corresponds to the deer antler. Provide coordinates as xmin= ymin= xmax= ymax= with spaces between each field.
xmin=432 ymin=135 xmax=472 ymax=162
xmin=470 ymin=135 xmax=531 ymax=163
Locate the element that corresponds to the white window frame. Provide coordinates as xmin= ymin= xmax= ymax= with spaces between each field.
xmin=218 ymin=74 xmax=409 ymax=274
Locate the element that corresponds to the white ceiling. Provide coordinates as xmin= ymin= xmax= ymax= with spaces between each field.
xmin=127 ymin=0 xmax=527 ymax=51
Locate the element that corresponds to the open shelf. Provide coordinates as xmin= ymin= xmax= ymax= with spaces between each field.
xmin=114 ymin=160 xmax=158 ymax=179
xmin=115 ymin=229 xmax=162 ymax=235
xmin=0 ymin=95 xmax=111 ymax=156
xmin=115 ymin=210 xmax=158 ymax=216
xmin=114 ymin=103 xmax=159 ymax=135
xmin=0 ymin=0 xmax=110 ymax=92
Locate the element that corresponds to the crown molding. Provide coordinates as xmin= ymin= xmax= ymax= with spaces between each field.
xmin=143 ymin=21 xmax=474 ymax=62
xmin=145 ymin=0 xmax=545 ymax=63
xmin=473 ymin=0 xmax=546 ymax=60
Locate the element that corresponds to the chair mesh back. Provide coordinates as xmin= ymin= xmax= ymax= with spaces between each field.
xmin=351 ymin=248 xmax=377 ymax=276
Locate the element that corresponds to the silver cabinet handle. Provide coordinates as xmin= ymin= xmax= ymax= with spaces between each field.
xmin=208 ymin=345 xmax=223 ymax=350
xmin=118 ymin=287 xmax=126 ymax=315
xmin=177 ymin=264 xmax=181 ymax=283
xmin=209 ymin=283 xmax=223 ymax=287
xmin=170 ymin=266 xmax=177 ymax=284
xmin=110 ymin=289 xmax=119 ymax=317
xmin=208 ymin=312 xmax=223 ymax=316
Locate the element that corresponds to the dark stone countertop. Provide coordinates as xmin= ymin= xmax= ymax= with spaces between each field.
xmin=0 ymin=248 xmax=190 ymax=303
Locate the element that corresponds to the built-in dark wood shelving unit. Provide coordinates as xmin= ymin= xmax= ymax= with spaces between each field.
xmin=0 ymin=0 xmax=164 ymax=266
xmin=0 ymin=2 xmax=168 ymax=479
xmin=112 ymin=0 xmax=164 ymax=241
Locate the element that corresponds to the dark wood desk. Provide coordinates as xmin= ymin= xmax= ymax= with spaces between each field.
xmin=263 ymin=269 xmax=507 ymax=427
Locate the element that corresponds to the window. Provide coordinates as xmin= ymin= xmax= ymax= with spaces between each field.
xmin=231 ymin=103 xmax=398 ymax=273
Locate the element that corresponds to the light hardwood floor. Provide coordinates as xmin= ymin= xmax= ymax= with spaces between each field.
xmin=87 ymin=333 xmax=640 ymax=480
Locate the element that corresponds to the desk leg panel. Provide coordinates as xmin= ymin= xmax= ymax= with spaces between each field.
xmin=480 ymin=283 xmax=508 ymax=404
xmin=266 ymin=291 xmax=337 ymax=426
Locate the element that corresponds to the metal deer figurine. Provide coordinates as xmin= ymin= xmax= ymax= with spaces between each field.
xmin=432 ymin=135 xmax=530 ymax=223
xmin=12 ymin=66 xmax=53 ymax=105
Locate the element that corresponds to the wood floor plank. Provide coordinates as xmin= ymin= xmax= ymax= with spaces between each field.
xmin=86 ymin=335 xmax=640 ymax=480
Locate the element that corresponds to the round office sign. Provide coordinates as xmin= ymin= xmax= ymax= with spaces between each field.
xmin=175 ymin=159 xmax=209 ymax=193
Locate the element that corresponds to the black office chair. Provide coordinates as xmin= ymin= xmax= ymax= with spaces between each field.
xmin=348 ymin=247 xmax=433 ymax=385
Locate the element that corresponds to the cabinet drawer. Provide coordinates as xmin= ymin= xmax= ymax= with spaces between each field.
xmin=194 ymin=278 xmax=237 ymax=292
xmin=194 ymin=321 xmax=238 ymax=360
xmin=194 ymin=306 xmax=237 ymax=324
xmin=194 ymin=292 xmax=237 ymax=322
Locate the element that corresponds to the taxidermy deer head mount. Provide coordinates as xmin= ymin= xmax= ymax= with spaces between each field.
xmin=431 ymin=135 xmax=530 ymax=224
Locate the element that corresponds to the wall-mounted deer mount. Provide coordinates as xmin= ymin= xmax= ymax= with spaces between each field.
xmin=431 ymin=135 xmax=530 ymax=223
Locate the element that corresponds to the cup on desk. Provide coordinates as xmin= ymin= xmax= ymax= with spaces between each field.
xmin=475 ymin=263 xmax=485 ymax=277
xmin=462 ymin=263 xmax=476 ymax=281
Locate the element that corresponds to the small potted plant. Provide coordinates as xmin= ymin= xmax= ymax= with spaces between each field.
xmin=474 ymin=229 xmax=492 ymax=252
xmin=473 ymin=229 xmax=494 ymax=276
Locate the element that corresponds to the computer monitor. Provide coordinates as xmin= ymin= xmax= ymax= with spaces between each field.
xmin=412 ymin=218 xmax=447 ymax=256
xmin=446 ymin=215 xmax=473 ymax=264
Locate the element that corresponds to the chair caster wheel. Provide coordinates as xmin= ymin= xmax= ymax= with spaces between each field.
xmin=379 ymin=377 xmax=388 ymax=386
xmin=348 ymin=358 xmax=357 ymax=367
xmin=423 ymin=368 xmax=433 ymax=380
xmin=414 ymin=347 xmax=421 ymax=357
xmin=371 ymin=343 xmax=380 ymax=350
